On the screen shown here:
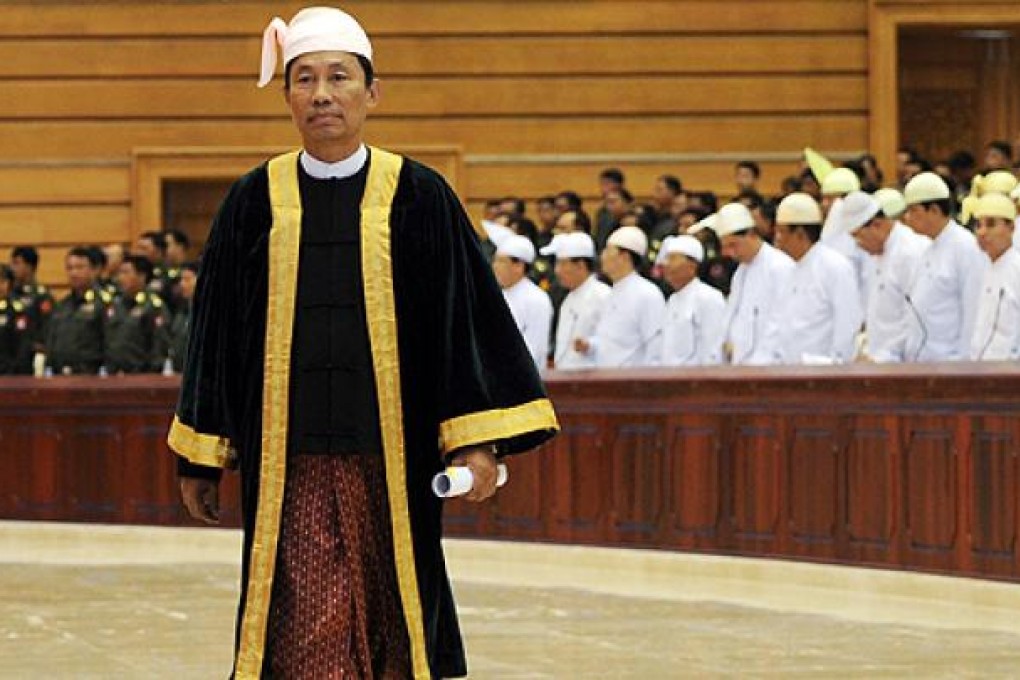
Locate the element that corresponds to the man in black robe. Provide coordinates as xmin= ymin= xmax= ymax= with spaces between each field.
xmin=167 ymin=6 xmax=558 ymax=679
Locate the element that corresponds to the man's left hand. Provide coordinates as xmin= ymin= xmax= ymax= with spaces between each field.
xmin=450 ymin=447 xmax=499 ymax=503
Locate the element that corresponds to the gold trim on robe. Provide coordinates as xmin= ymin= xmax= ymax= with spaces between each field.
xmin=360 ymin=147 xmax=432 ymax=680
xmin=234 ymin=150 xmax=302 ymax=679
xmin=438 ymin=398 xmax=559 ymax=455
xmin=167 ymin=414 xmax=237 ymax=469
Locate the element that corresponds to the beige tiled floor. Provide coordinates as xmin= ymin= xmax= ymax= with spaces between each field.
xmin=2 ymin=524 xmax=1020 ymax=678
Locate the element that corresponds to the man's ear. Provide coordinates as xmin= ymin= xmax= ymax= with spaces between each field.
xmin=366 ymin=79 xmax=381 ymax=109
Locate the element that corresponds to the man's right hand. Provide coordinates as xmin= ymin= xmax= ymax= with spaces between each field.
xmin=181 ymin=477 xmax=221 ymax=524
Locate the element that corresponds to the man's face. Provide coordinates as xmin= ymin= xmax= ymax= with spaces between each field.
xmin=678 ymin=213 xmax=698 ymax=234
xmin=554 ymin=258 xmax=588 ymax=291
xmin=65 ymin=255 xmax=93 ymax=293
xmin=165 ymin=239 xmax=187 ymax=266
xmin=820 ymin=194 xmax=839 ymax=216
xmin=180 ymin=269 xmax=198 ymax=301
xmin=735 ymin=167 xmax=757 ymax=190
xmin=669 ymin=193 xmax=688 ymax=220
xmin=9 ymin=256 xmax=31 ymax=284
xmin=904 ymin=204 xmax=942 ymax=237
xmin=103 ymin=244 xmax=125 ymax=276
xmin=284 ymin=51 xmax=379 ymax=157
xmin=499 ymin=199 xmax=520 ymax=217
xmin=536 ymin=201 xmax=557 ymax=230
xmin=491 ymin=255 xmax=524 ymax=289
xmin=852 ymin=218 xmax=886 ymax=256
xmin=652 ymin=179 xmax=674 ymax=209
xmin=605 ymin=191 xmax=630 ymax=219
xmin=985 ymin=148 xmax=1010 ymax=171
xmin=663 ymin=253 xmax=697 ymax=291
xmin=133 ymin=237 xmax=158 ymax=264
xmin=599 ymin=177 xmax=621 ymax=197
xmin=555 ymin=211 xmax=577 ymax=234
xmin=0 ymin=278 xmax=9 ymax=299
xmin=117 ymin=262 xmax=145 ymax=296
xmin=976 ymin=216 xmax=1014 ymax=261
xmin=720 ymin=233 xmax=756 ymax=263
xmin=595 ymin=244 xmax=628 ymax=281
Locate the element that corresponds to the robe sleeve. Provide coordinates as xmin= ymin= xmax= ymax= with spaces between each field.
xmin=167 ymin=179 xmax=246 ymax=480
xmin=426 ymin=175 xmax=559 ymax=458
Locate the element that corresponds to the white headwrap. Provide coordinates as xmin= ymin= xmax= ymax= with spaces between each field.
xmin=258 ymin=6 xmax=373 ymax=88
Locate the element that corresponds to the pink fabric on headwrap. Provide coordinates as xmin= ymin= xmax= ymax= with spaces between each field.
xmin=259 ymin=17 xmax=289 ymax=88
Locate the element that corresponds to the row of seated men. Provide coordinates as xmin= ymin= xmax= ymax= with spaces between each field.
xmin=493 ymin=170 xmax=1020 ymax=371
xmin=0 ymin=235 xmax=197 ymax=376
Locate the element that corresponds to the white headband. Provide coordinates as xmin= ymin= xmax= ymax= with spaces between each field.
xmin=258 ymin=7 xmax=373 ymax=88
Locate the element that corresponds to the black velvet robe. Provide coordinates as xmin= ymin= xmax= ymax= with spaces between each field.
xmin=167 ymin=147 xmax=558 ymax=680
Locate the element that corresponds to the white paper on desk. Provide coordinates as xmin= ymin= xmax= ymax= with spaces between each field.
xmin=432 ymin=464 xmax=508 ymax=498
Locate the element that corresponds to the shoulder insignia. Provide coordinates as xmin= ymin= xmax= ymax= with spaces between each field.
xmin=0 ymin=300 xmax=7 ymax=311
xmin=135 ymin=292 xmax=147 ymax=305
xmin=152 ymin=296 xmax=164 ymax=308
xmin=12 ymin=301 xmax=24 ymax=313
xmin=85 ymin=290 xmax=95 ymax=303
xmin=38 ymin=285 xmax=48 ymax=293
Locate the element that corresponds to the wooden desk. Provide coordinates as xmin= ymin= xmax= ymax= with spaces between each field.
xmin=1 ymin=365 xmax=1019 ymax=581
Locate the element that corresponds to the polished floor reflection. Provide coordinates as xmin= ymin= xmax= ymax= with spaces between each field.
xmin=2 ymin=524 xmax=1020 ymax=678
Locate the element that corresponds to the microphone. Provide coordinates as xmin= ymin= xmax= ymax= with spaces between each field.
xmin=977 ymin=287 xmax=1006 ymax=361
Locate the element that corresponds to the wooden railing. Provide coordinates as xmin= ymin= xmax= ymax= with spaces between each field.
xmin=2 ymin=364 xmax=1020 ymax=581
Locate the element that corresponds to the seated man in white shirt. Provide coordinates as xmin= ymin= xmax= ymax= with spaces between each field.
xmin=658 ymin=235 xmax=725 ymax=366
xmin=902 ymin=172 xmax=989 ymax=361
xmin=542 ymin=232 xmax=611 ymax=370
xmin=771 ymin=193 xmax=862 ymax=364
xmin=492 ymin=235 xmax=553 ymax=371
xmin=574 ymin=226 xmax=665 ymax=367
xmin=841 ymin=190 xmax=930 ymax=362
xmin=716 ymin=202 xmax=795 ymax=364
xmin=971 ymin=193 xmax=1020 ymax=360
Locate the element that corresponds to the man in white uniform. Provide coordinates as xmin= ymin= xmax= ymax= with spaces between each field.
xmin=819 ymin=167 xmax=871 ymax=310
xmin=771 ymin=193 xmax=862 ymax=364
xmin=902 ymin=172 xmax=989 ymax=361
xmin=492 ymin=235 xmax=553 ymax=371
xmin=971 ymin=193 xmax=1020 ymax=360
xmin=574 ymin=226 xmax=665 ymax=367
xmin=542 ymin=232 xmax=610 ymax=370
xmin=841 ymin=190 xmax=930 ymax=362
xmin=658 ymin=235 xmax=726 ymax=366
xmin=716 ymin=202 xmax=795 ymax=364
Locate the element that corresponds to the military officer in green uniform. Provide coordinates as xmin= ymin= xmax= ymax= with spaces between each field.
xmin=168 ymin=261 xmax=198 ymax=373
xmin=104 ymin=255 xmax=171 ymax=374
xmin=0 ymin=265 xmax=34 ymax=375
xmin=45 ymin=247 xmax=111 ymax=375
xmin=10 ymin=246 xmax=55 ymax=349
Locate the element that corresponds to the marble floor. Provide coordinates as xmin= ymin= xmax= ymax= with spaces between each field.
xmin=2 ymin=523 xmax=1020 ymax=678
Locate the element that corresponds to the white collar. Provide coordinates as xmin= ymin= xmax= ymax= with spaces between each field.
xmin=300 ymin=145 xmax=368 ymax=179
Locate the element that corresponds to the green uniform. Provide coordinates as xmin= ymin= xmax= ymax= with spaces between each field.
xmin=104 ymin=290 xmax=171 ymax=374
xmin=147 ymin=266 xmax=181 ymax=314
xmin=15 ymin=282 xmax=55 ymax=348
xmin=46 ymin=287 xmax=111 ymax=375
xmin=0 ymin=297 xmax=34 ymax=375
xmin=168 ymin=301 xmax=191 ymax=373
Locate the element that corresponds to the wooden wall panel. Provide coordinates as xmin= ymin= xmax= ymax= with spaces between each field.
xmin=0 ymin=2 xmax=867 ymax=37
xmin=0 ymin=35 xmax=867 ymax=78
xmin=9 ymin=363 xmax=1020 ymax=582
xmin=1 ymin=0 xmax=870 ymax=293
xmin=786 ymin=419 xmax=840 ymax=556
xmin=666 ymin=419 xmax=722 ymax=546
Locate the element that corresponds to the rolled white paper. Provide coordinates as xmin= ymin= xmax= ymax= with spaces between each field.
xmin=432 ymin=464 xmax=508 ymax=498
